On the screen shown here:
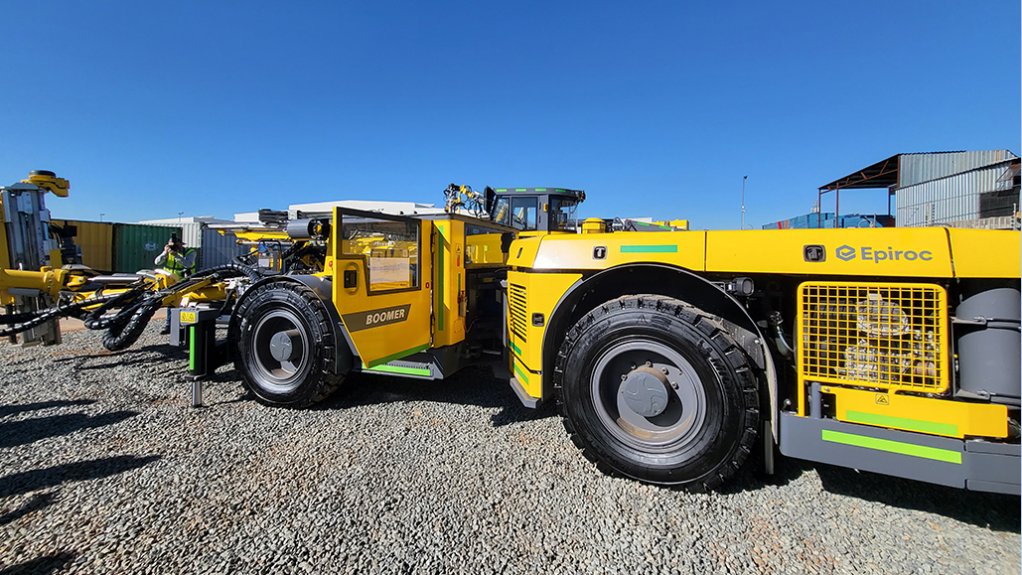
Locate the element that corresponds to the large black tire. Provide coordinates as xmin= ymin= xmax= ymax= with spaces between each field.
xmin=553 ymin=295 xmax=759 ymax=491
xmin=230 ymin=281 xmax=344 ymax=407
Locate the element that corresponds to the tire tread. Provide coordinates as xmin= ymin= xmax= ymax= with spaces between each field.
xmin=553 ymin=294 xmax=760 ymax=491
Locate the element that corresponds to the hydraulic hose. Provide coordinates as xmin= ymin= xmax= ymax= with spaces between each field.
xmin=767 ymin=311 xmax=795 ymax=359
xmin=98 ymin=265 xmax=254 ymax=351
xmin=198 ymin=262 xmax=266 ymax=282
xmin=1 ymin=262 xmax=260 ymax=345
xmin=0 ymin=293 xmax=124 ymax=337
xmin=101 ymin=297 xmax=164 ymax=351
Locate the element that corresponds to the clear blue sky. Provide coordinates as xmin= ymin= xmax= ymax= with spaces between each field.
xmin=1 ymin=1 xmax=1018 ymax=229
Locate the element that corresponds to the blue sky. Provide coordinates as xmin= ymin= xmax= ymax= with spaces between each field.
xmin=1 ymin=1 xmax=1017 ymax=229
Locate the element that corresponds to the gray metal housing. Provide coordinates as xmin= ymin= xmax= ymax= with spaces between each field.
xmin=779 ymin=412 xmax=1021 ymax=495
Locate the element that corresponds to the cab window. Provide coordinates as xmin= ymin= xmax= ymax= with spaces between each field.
xmin=491 ymin=197 xmax=511 ymax=227
xmin=549 ymin=197 xmax=578 ymax=231
xmin=510 ymin=197 xmax=537 ymax=231
xmin=339 ymin=216 xmax=419 ymax=292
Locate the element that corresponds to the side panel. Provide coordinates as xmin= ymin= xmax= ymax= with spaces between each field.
xmin=705 ymin=228 xmax=954 ymax=277
xmin=517 ymin=231 xmax=707 ymax=271
xmin=331 ymin=208 xmax=432 ymax=368
xmin=433 ymin=218 xmax=466 ymax=347
xmin=946 ymin=229 xmax=1021 ymax=278
xmin=506 ymin=270 xmax=582 ymax=399
xmin=824 ymin=385 xmax=1008 ymax=439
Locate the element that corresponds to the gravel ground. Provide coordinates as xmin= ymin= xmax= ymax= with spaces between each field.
xmin=0 ymin=322 xmax=1018 ymax=575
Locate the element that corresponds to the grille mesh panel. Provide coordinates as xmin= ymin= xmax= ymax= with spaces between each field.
xmin=508 ymin=283 xmax=528 ymax=342
xmin=798 ymin=282 xmax=948 ymax=393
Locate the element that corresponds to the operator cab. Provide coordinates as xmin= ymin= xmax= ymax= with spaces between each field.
xmin=485 ymin=187 xmax=585 ymax=233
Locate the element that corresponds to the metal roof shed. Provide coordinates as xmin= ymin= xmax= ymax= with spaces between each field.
xmin=817 ymin=150 xmax=1018 ymax=227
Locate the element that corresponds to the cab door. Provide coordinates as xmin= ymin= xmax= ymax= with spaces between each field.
xmin=331 ymin=208 xmax=432 ymax=368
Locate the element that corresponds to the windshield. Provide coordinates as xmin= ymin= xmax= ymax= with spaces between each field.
xmin=549 ymin=197 xmax=579 ymax=232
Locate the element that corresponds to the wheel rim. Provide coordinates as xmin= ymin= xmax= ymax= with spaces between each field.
xmin=590 ymin=339 xmax=707 ymax=452
xmin=250 ymin=308 xmax=311 ymax=393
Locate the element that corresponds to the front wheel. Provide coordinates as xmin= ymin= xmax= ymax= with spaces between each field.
xmin=554 ymin=295 xmax=760 ymax=490
xmin=230 ymin=281 xmax=344 ymax=407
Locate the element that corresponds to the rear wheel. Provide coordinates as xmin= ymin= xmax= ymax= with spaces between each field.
xmin=554 ymin=295 xmax=759 ymax=490
xmin=231 ymin=281 xmax=344 ymax=407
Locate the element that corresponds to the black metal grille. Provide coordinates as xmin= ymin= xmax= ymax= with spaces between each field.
xmin=508 ymin=283 xmax=528 ymax=342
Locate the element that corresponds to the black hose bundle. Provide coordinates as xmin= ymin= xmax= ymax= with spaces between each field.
xmin=81 ymin=288 xmax=147 ymax=331
xmin=0 ymin=260 xmax=263 ymax=349
xmin=97 ymin=263 xmax=259 ymax=351
xmin=0 ymin=293 xmax=124 ymax=338
xmin=100 ymin=295 xmax=164 ymax=351
xmin=196 ymin=262 xmax=266 ymax=282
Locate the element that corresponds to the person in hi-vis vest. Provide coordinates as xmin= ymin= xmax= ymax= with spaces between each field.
xmin=154 ymin=234 xmax=196 ymax=280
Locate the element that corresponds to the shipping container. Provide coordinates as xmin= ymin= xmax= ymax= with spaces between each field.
xmin=50 ymin=219 xmax=114 ymax=272
xmin=113 ymin=223 xmax=181 ymax=273
xmin=837 ymin=214 xmax=893 ymax=228
xmin=137 ymin=220 xmax=247 ymax=269
xmin=760 ymin=212 xmax=891 ymax=230
xmin=137 ymin=221 xmax=203 ymax=249
xmin=896 ymin=161 xmax=1016 ymax=227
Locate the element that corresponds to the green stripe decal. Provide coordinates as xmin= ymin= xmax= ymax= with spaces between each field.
xmin=845 ymin=410 xmax=958 ymax=437
xmin=365 ymin=344 xmax=430 ymax=369
xmin=509 ymin=340 xmax=522 ymax=355
xmin=513 ymin=362 xmax=530 ymax=384
xmin=367 ymin=364 xmax=432 ymax=377
xmin=821 ymin=430 xmax=962 ymax=464
xmin=620 ymin=245 xmax=678 ymax=253
xmin=188 ymin=326 xmax=196 ymax=372
xmin=436 ymin=231 xmax=445 ymax=331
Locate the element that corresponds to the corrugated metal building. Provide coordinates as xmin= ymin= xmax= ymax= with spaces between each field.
xmin=817 ymin=150 xmax=1020 ymax=229
xmin=896 ymin=159 xmax=1019 ymax=227
xmin=896 ymin=150 xmax=1016 ymax=188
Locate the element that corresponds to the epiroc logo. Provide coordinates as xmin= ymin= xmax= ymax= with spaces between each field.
xmin=834 ymin=245 xmax=934 ymax=263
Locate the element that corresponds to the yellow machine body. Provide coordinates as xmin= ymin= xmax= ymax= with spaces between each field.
xmin=505 ymin=225 xmax=1020 ymax=447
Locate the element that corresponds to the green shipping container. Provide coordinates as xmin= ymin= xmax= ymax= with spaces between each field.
xmin=113 ymin=223 xmax=182 ymax=273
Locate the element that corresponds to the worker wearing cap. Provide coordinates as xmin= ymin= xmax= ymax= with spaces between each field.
xmin=154 ymin=234 xmax=197 ymax=280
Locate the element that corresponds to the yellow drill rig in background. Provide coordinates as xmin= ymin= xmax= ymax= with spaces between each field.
xmin=0 ymin=171 xmax=235 ymax=350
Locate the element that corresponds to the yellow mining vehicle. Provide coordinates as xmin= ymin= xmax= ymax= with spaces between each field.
xmin=3 ymin=173 xmax=1019 ymax=494
xmin=504 ymin=221 xmax=1019 ymax=492
xmin=219 ymin=185 xmax=1018 ymax=494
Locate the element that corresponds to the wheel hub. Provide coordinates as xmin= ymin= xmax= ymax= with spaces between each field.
xmin=251 ymin=309 xmax=311 ymax=392
xmin=590 ymin=340 xmax=707 ymax=450
xmin=621 ymin=367 xmax=671 ymax=417
xmin=269 ymin=329 xmax=299 ymax=362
